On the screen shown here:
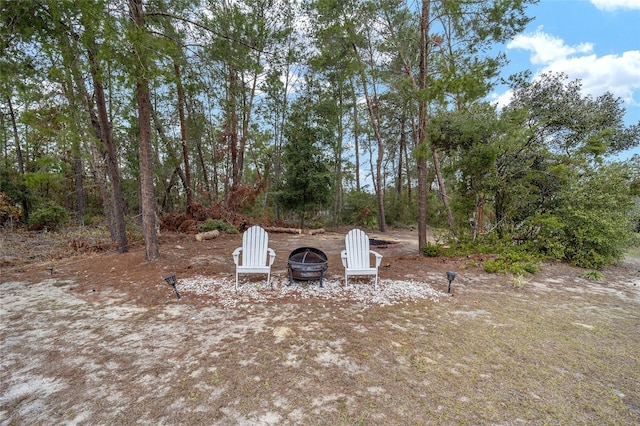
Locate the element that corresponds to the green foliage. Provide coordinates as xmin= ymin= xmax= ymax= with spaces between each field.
xmin=554 ymin=165 xmax=637 ymax=269
xmin=440 ymin=235 xmax=502 ymax=257
xmin=198 ymin=219 xmax=238 ymax=234
xmin=445 ymin=239 xmax=541 ymax=275
xmin=23 ymin=157 xmax=66 ymax=194
xmin=439 ymin=73 xmax=640 ymax=270
xmin=277 ymin=97 xmax=332 ymax=228
xmin=422 ymin=242 xmax=442 ymax=257
xmin=582 ymin=270 xmax=604 ymax=281
xmin=517 ymin=213 xmax=566 ymax=260
xmin=384 ymin=194 xmax=417 ymax=227
xmin=28 ymin=200 xmax=68 ymax=230
xmin=341 ymin=191 xmax=377 ymax=227
xmin=483 ymin=255 xmax=538 ymax=276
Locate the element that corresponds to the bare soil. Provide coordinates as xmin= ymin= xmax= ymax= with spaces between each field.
xmin=1 ymin=227 xmax=639 ymax=425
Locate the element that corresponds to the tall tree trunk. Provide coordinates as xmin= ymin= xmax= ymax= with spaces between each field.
xmin=238 ymin=67 xmax=259 ymax=186
xmin=129 ymin=0 xmax=159 ymax=261
xmin=136 ymin=78 xmax=159 ymax=261
xmin=5 ymin=96 xmax=24 ymax=176
xmin=88 ymin=142 xmax=113 ymax=231
xmin=416 ymin=0 xmax=431 ymax=250
xmin=351 ymin=77 xmax=361 ymax=192
xmin=397 ymin=121 xmax=405 ymax=200
xmin=333 ymin=82 xmax=344 ymax=226
xmin=62 ymin=34 xmax=111 ymax=234
xmin=6 ymin=95 xmax=29 ymax=219
xmin=150 ymin=104 xmax=189 ymax=202
xmin=174 ymin=62 xmax=193 ymax=212
xmin=56 ymin=39 xmax=86 ymax=226
xmin=404 ymin=129 xmax=412 ymax=204
xmin=476 ymin=193 xmax=485 ymax=239
xmin=62 ymin=18 xmax=124 ymax=246
xmin=74 ymin=154 xmax=84 ymax=224
xmin=351 ymin=43 xmax=386 ymax=232
xmin=186 ymin=97 xmax=213 ymax=201
xmin=432 ymin=149 xmax=456 ymax=233
xmin=228 ymin=68 xmax=240 ymax=190
xmin=86 ymin=46 xmax=129 ymax=252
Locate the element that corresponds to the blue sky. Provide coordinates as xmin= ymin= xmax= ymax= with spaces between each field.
xmin=491 ymin=0 xmax=640 ymax=158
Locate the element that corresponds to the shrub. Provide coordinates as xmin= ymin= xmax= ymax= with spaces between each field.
xmin=555 ymin=166 xmax=637 ymax=269
xmin=523 ymin=263 xmax=539 ymax=274
xmin=482 ymin=247 xmax=539 ymax=276
xmin=483 ymin=259 xmax=504 ymax=274
xmin=29 ymin=201 xmax=68 ymax=230
xmin=341 ymin=191 xmax=377 ymax=227
xmin=582 ymin=270 xmax=604 ymax=281
xmin=0 ymin=192 xmax=22 ymax=226
xmin=422 ymin=242 xmax=442 ymax=257
xmin=199 ymin=218 xmax=238 ymax=234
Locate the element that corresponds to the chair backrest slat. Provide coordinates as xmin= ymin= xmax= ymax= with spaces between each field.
xmin=346 ymin=228 xmax=369 ymax=268
xmin=243 ymin=226 xmax=268 ymax=266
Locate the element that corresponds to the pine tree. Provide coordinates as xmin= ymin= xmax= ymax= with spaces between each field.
xmin=277 ymin=99 xmax=331 ymax=229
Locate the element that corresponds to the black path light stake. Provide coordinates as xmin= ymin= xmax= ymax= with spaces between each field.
xmin=164 ymin=274 xmax=181 ymax=300
xmin=446 ymin=271 xmax=457 ymax=294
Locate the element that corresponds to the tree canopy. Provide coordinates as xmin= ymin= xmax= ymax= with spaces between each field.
xmin=1 ymin=0 xmax=638 ymax=268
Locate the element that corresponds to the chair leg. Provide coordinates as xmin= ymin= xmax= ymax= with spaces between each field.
xmin=267 ymin=270 xmax=271 ymax=288
xmin=374 ymin=273 xmax=378 ymax=291
xmin=235 ymin=271 xmax=238 ymax=291
xmin=344 ymin=272 xmax=348 ymax=287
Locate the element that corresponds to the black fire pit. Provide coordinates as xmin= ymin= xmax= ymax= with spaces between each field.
xmin=287 ymin=247 xmax=328 ymax=287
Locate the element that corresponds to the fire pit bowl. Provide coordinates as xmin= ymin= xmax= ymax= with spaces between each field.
xmin=369 ymin=238 xmax=402 ymax=249
xmin=287 ymin=247 xmax=328 ymax=287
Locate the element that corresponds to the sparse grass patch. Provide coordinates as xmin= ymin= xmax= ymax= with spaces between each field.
xmin=510 ymin=274 xmax=528 ymax=288
xmin=582 ymin=270 xmax=604 ymax=281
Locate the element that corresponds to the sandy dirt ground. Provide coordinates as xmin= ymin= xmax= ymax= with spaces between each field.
xmin=1 ymin=227 xmax=639 ymax=424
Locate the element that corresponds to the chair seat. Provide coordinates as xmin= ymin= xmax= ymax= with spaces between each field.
xmin=236 ymin=265 xmax=271 ymax=273
xmin=344 ymin=267 xmax=378 ymax=275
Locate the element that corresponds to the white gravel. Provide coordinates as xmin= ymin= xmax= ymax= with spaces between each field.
xmin=176 ymin=275 xmax=445 ymax=308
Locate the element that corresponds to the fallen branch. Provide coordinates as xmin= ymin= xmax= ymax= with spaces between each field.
xmin=195 ymin=230 xmax=220 ymax=241
xmin=308 ymin=228 xmax=325 ymax=235
xmin=265 ymin=227 xmax=302 ymax=234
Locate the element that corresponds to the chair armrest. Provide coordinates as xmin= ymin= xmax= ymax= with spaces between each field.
xmin=232 ymin=247 xmax=242 ymax=265
xmin=267 ymin=248 xmax=276 ymax=266
xmin=371 ymin=250 xmax=383 ymax=267
xmin=340 ymin=250 xmax=348 ymax=267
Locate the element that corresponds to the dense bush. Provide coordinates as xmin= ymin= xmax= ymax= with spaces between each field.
xmin=28 ymin=201 xmax=68 ymax=230
xmin=422 ymin=242 xmax=442 ymax=257
xmin=542 ymin=167 xmax=636 ymax=269
xmin=483 ymin=257 xmax=539 ymax=275
xmin=384 ymin=194 xmax=417 ymax=227
xmin=341 ymin=191 xmax=377 ymax=227
xmin=199 ymin=218 xmax=238 ymax=234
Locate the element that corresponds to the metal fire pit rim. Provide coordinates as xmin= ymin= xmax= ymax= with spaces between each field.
xmin=287 ymin=246 xmax=328 ymax=261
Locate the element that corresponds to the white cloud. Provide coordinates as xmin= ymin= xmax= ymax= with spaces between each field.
xmin=547 ymin=51 xmax=640 ymax=105
xmin=590 ymin=0 xmax=640 ymax=11
xmin=488 ymin=89 xmax=514 ymax=109
xmin=507 ymin=30 xmax=593 ymax=65
xmin=506 ymin=30 xmax=640 ymax=107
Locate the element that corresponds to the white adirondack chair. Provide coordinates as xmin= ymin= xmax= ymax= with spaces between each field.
xmin=341 ymin=228 xmax=383 ymax=290
xmin=232 ymin=225 xmax=276 ymax=290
